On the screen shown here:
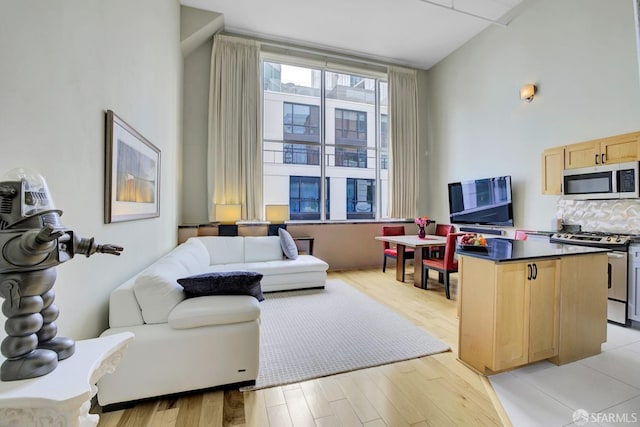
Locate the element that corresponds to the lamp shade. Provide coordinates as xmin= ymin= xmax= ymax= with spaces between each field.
xmin=215 ymin=204 xmax=241 ymax=223
xmin=265 ymin=204 xmax=289 ymax=223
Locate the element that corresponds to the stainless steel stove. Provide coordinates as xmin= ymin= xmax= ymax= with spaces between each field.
xmin=550 ymin=230 xmax=631 ymax=325
xmin=550 ymin=231 xmax=632 ymax=249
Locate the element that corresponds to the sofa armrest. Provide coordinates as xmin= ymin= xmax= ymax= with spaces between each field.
xmin=109 ymin=277 xmax=144 ymax=328
xmin=168 ymin=295 xmax=260 ymax=329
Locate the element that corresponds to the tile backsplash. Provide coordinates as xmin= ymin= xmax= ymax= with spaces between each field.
xmin=557 ymin=199 xmax=640 ymax=234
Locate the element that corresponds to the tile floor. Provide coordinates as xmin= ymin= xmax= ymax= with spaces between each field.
xmin=490 ymin=324 xmax=640 ymax=427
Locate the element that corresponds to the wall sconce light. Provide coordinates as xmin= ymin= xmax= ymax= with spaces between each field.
xmin=215 ymin=204 xmax=241 ymax=236
xmin=520 ymin=84 xmax=537 ymax=102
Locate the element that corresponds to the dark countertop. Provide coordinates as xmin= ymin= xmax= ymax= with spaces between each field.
xmin=456 ymin=238 xmax=610 ymax=262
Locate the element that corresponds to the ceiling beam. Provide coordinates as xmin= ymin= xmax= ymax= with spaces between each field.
xmin=416 ymin=0 xmax=509 ymax=27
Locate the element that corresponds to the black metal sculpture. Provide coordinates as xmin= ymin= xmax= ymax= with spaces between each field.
xmin=0 ymin=168 xmax=123 ymax=381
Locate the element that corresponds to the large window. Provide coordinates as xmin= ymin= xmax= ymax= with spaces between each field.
xmin=335 ymin=147 xmax=367 ymax=168
xmin=335 ymin=109 xmax=367 ymax=145
xmin=347 ymin=178 xmax=375 ymax=219
xmin=263 ymin=59 xmax=388 ymax=221
xmin=283 ymin=102 xmax=320 ymax=165
xmin=284 ymin=103 xmax=319 ymax=142
xmin=284 ymin=144 xmax=319 ymax=165
xmin=380 ymin=114 xmax=388 ymax=170
xmin=289 ymin=176 xmax=330 ymax=220
xmin=335 ymin=108 xmax=367 ymax=168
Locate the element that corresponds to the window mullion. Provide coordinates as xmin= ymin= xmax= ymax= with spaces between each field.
xmin=320 ymin=69 xmax=327 ymax=221
xmin=375 ymin=78 xmax=380 ymax=220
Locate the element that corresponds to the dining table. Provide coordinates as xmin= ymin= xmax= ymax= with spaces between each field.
xmin=374 ymin=234 xmax=448 ymax=287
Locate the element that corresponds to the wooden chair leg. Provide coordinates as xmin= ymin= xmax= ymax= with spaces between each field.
xmin=438 ymin=272 xmax=444 ymax=283
xmin=382 ymin=255 xmax=387 ymax=272
xmin=422 ymin=265 xmax=428 ymax=290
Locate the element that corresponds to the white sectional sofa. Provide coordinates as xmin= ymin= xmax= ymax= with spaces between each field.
xmin=97 ymin=235 xmax=329 ymax=407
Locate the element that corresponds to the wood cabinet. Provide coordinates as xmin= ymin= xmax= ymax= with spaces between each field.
xmin=602 ymin=132 xmax=640 ymax=164
xmin=564 ymin=131 xmax=640 ymax=169
xmin=550 ymin=253 xmax=608 ymax=365
xmin=459 ymin=257 xmax=559 ymax=373
xmin=564 ymin=139 xmax=601 ymax=169
xmin=541 ymin=147 xmax=564 ymax=195
xmin=528 ymin=261 xmax=560 ymax=362
xmin=458 ymin=253 xmax=607 ymax=374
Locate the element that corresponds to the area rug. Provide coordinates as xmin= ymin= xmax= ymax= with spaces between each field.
xmin=241 ymin=279 xmax=450 ymax=391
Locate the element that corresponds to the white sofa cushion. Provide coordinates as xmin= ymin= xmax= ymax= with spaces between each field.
xmin=169 ymin=238 xmax=210 ymax=273
xmin=134 ymin=261 xmax=187 ymax=324
xmin=244 ymin=236 xmax=283 ymax=262
xmin=198 ymin=236 xmax=246 ymax=265
xmin=168 ymin=295 xmax=261 ymax=329
xmin=241 ymin=255 xmax=329 ymax=275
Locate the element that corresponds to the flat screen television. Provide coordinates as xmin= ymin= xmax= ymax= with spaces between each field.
xmin=448 ymin=175 xmax=514 ymax=226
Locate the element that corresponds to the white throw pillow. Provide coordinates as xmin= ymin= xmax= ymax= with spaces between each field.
xmin=278 ymin=228 xmax=299 ymax=260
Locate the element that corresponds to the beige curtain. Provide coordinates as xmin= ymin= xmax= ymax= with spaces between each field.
xmin=208 ymin=34 xmax=262 ymax=221
xmin=388 ymin=66 xmax=419 ymax=219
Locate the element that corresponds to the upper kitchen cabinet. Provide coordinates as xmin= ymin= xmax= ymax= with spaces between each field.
xmin=564 ymin=131 xmax=640 ymax=169
xmin=601 ymin=131 xmax=640 ymax=165
xmin=564 ymin=139 xmax=601 ymax=169
xmin=541 ymin=146 xmax=564 ymax=195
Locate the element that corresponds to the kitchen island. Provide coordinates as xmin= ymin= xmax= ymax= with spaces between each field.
xmin=457 ymin=238 xmax=609 ymax=375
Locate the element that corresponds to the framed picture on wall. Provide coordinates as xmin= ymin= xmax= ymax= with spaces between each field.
xmin=104 ymin=110 xmax=161 ymax=223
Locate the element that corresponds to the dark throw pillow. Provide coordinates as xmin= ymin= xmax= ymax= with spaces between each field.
xmin=278 ymin=228 xmax=299 ymax=260
xmin=177 ymin=271 xmax=264 ymax=301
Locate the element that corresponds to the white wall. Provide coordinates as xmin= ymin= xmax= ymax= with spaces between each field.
xmin=0 ymin=0 xmax=182 ymax=340
xmin=421 ymin=0 xmax=640 ymax=232
xmin=182 ymin=36 xmax=212 ymax=223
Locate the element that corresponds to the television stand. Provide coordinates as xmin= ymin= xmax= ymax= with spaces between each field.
xmin=459 ymin=226 xmax=504 ymax=235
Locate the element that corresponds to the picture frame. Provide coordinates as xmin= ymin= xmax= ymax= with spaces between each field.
xmin=104 ymin=110 xmax=161 ymax=223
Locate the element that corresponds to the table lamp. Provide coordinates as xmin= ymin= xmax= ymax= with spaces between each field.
xmin=215 ymin=204 xmax=241 ymax=236
xmin=266 ymin=204 xmax=289 ymax=236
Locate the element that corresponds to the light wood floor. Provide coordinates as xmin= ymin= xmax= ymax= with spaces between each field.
xmin=95 ymin=267 xmax=510 ymax=427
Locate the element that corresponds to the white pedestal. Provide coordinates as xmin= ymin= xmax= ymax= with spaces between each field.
xmin=0 ymin=332 xmax=134 ymax=427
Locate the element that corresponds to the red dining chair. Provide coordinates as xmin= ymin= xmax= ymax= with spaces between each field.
xmin=422 ymin=232 xmax=465 ymax=299
xmin=514 ymin=230 xmax=531 ymax=240
xmin=429 ymin=223 xmax=454 ymax=259
xmin=382 ymin=226 xmax=414 ymax=273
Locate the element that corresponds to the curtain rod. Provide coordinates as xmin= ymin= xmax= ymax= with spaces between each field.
xmin=222 ymin=31 xmax=412 ymax=71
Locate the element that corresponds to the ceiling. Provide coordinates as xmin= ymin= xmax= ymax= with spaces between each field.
xmin=179 ymin=0 xmax=531 ymax=70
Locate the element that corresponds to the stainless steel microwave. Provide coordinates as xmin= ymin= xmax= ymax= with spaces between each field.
xmin=562 ymin=161 xmax=639 ymax=199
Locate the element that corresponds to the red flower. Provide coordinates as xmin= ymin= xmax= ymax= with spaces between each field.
xmin=414 ymin=216 xmax=430 ymax=227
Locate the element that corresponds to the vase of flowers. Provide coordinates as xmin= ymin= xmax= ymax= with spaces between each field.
xmin=415 ymin=216 xmax=431 ymax=239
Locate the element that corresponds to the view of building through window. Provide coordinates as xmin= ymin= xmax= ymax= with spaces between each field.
xmin=263 ymin=60 xmax=389 ymax=220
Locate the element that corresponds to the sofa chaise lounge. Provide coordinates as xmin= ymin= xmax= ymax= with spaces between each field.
xmin=97 ymin=235 xmax=329 ymax=407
